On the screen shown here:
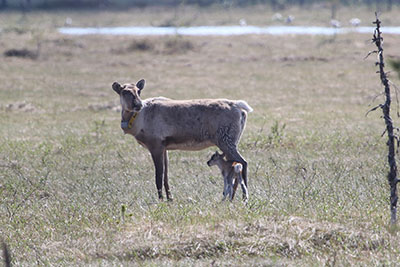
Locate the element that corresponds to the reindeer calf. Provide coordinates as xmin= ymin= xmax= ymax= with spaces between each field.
xmin=207 ymin=151 xmax=249 ymax=202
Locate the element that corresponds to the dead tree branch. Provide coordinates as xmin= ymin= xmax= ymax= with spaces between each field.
xmin=2 ymin=241 xmax=11 ymax=267
xmin=371 ymin=12 xmax=399 ymax=224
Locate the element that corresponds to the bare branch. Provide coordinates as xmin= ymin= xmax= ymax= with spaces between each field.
xmin=365 ymin=104 xmax=383 ymax=116
xmin=369 ymin=91 xmax=385 ymax=104
xmin=364 ymin=50 xmax=378 ymax=60
xmin=381 ymin=128 xmax=388 ymax=137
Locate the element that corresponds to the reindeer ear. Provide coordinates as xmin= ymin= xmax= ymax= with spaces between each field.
xmin=112 ymin=82 xmax=122 ymax=95
xmin=136 ymin=79 xmax=145 ymax=94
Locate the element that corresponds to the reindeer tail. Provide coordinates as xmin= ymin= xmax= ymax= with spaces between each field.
xmin=235 ymin=100 xmax=253 ymax=113
xmin=232 ymin=162 xmax=243 ymax=173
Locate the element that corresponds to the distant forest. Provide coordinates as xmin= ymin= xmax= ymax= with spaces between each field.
xmin=0 ymin=0 xmax=399 ymax=10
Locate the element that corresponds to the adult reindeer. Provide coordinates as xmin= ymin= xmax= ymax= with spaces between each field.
xmin=112 ymin=79 xmax=253 ymax=200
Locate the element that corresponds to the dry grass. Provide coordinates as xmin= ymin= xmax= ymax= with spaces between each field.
xmin=1 ymin=4 xmax=400 ymax=266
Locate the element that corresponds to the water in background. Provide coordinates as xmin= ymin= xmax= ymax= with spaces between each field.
xmin=58 ymin=25 xmax=400 ymax=36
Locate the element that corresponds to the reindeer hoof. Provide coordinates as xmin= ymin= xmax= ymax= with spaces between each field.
xmin=165 ymin=191 xmax=173 ymax=201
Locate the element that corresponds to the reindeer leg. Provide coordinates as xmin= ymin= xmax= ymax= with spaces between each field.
xmin=150 ymin=147 xmax=165 ymax=200
xmin=222 ymin=175 xmax=228 ymax=201
xmin=163 ymin=150 xmax=173 ymax=201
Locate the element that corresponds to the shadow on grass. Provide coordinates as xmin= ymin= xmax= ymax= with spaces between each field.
xmin=90 ymin=216 xmax=388 ymax=264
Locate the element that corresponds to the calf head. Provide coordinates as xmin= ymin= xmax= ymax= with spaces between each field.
xmin=207 ymin=151 xmax=225 ymax=167
xmin=112 ymin=79 xmax=145 ymax=113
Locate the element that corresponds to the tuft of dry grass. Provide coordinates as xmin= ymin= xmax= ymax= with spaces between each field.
xmin=3 ymin=48 xmax=38 ymax=59
xmin=127 ymin=39 xmax=155 ymax=52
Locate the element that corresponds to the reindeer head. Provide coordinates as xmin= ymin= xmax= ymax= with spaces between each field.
xmin=112 ymin=79 xmax=145 ymax=113
xmin=207 ymin=151 xmax=225 ymax=167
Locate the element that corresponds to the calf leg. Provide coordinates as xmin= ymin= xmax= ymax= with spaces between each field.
xmin=231 ymin=178 xmax=239 ymax=200
xmin=150 ymin=148 xmax=165 ymax=200
xmin=241 ymin=182 xmax=248 ymax=202
xmin=222 ymin=169 xmax=234 ymax=201
xmin=218 ymin=145 xmax=248 ymax=196
xmin=163 ymin=150 xmax=173 ymax=201
xmin=237 ymin=171 xmax=248 ymax=202
xmin=227 ymin=174 xmax=234 ymax=201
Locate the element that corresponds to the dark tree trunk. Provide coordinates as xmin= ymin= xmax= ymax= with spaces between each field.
xmin=372 ymin=13 xmax=398 ymax=224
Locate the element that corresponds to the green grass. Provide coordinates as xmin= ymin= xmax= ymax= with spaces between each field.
xmin=1 ymin=4 xmax=400 ymax=266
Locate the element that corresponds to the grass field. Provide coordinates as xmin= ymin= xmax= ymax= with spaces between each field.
xmin=1 ymin=4 xmax=400 ymax=266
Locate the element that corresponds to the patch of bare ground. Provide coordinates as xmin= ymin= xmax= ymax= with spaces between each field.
xmin=2 ymin=101 xmax=40 ymax=113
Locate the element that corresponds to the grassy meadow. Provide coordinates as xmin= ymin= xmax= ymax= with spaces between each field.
xmin=1 ymin=4 xmax=400 ymax=266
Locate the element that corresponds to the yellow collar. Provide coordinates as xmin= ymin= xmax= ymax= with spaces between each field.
xmin=121 ymin=112 xmax=139 ymax=129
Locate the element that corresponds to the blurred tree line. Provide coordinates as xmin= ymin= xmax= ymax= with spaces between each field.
xmin=0 ymin=0 xmax=398 ymax=10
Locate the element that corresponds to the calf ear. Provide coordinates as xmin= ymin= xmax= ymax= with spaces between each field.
xmin=112 ymin=82 xmax=122 ymax=95
xmin=136 ymin=79 xmax=145 ymax=95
